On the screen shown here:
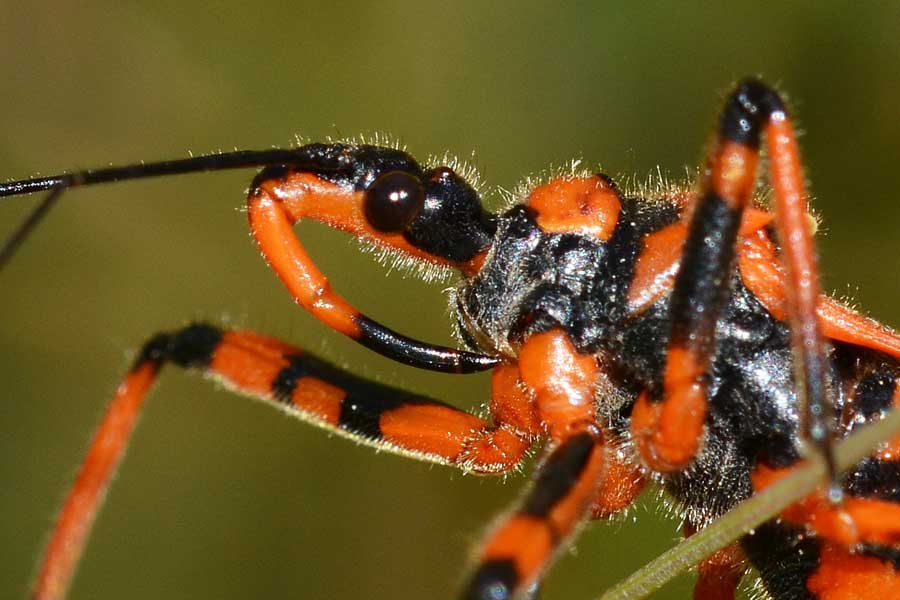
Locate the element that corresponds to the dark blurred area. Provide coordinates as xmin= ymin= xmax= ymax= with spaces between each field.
xmin=2 ymin=3 xmax=899 ymax=599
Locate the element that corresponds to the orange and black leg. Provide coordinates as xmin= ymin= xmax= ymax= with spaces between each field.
xmin=463 ymin=330 xmax=612 ymax=599
xmin=742 ymin=514 xmax=900 ymax=599
xmin=32 ymin=323 xmax=534 ymax=600
xmin=632 ymin=79 xmax=833 ymax=474
xmin=746 ymin=364 xmax=900 ymax=598
xmin=465 ymin=431 xmax=605 ymax=600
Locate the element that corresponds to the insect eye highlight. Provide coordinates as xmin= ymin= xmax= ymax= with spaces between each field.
xmin=363 ymin=171 xmax=426 ymax=232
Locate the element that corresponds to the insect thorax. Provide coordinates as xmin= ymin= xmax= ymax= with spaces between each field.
xmin=454 ymin=197 xmax=682 ymax=361
xmin=453 ymin=195 xmax=837 ymax=524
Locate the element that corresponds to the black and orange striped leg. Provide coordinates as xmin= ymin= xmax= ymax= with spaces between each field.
xmin=32 ymin=323 xmax=533 ymax=600
xmin=465 ymin=431 xmax=605 ymax=600
xmin=632 ymin=79 xmax=833 ymax=474
xmin=465 ymin=428 xmax=643 ymax=600
xmin=751 ymin=373 xmax=900 ymax=548
xmin=464 ymin=330 xmax=607 ymax=599
xmin=750 ymin=461 xmax=900 ymax=597
xmin=746 ymin=371 xmax=900 ymax=597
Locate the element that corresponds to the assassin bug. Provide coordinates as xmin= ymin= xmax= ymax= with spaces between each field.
xmin=4 ymin=78 xmax=900 ymax=600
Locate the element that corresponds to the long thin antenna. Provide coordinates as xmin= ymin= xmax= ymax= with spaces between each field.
xmin=0 ymin=187 xmax=62 ymax=270
xmin=0 ymin=149 xmax=317 ymax=271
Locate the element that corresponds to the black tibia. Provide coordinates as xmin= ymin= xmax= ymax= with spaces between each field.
xmin=522 ymin=432 xmax=597 ymax=519
xmin=663 ymin=80 xmax=785 ymax=364
xmin=721 ymin=79 xmax=839 ymax=480
xmin=667 ymin=79 xmax=785 ymax=351
xmin=719 ymin=78 xmax=787 ymax=147
xmin=666 ymin=192 xmax=742 ymax=354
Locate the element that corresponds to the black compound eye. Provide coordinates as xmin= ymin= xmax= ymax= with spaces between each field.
xmin=363 ymin=171 xmax=426 ymax=232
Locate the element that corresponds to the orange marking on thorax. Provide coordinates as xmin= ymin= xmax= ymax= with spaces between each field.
xmin=517 ymin=330 xmax=598 ymax=441
xmin=808 ymin=543 xmax=900 ymax=599
xmin=626 ymin=205 xmax=900 ymax=358
xmin=627 ymin=208 xmax=774 ymax=315
xmin=738 ymin=228 xmax=786 ymax=317
xmin=627 ymin=222 xmax=687 ymax=314
xmin=739 ymin=229 xmax=900 ymax=359
xmin=526 ymin=175 xmax=621 ymax=240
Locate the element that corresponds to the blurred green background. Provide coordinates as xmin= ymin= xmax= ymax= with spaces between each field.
xmin=2 ymin=2 xmax=900 ymax=599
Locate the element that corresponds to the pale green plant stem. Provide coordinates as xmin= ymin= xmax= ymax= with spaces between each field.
xmin=600 ymin=407 xmax=900 ymax=600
